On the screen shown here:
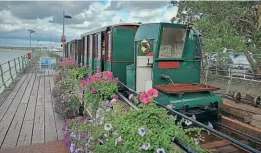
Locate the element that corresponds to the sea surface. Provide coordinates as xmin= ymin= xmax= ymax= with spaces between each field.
xmin=0 ymin=50 xmax=28 ymax=93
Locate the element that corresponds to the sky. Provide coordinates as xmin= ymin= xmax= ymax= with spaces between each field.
xmin=0 ymin=0 xmax=178 ymax=48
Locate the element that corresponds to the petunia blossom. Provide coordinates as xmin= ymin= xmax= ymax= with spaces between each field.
xmin=138 ymin=127 xmax=147 ymax=136
xmin=156 ymin=148 xmax=166 ymax=153
xmin=104 ymin=123 xmax=112 ymax=131
xmin=141 ymin=143 xmax=150 ymax=150
xmin=147 ymin=88 xmax=159 ymax=98
xmin=139 ymin=92 xmax=150 ymax=104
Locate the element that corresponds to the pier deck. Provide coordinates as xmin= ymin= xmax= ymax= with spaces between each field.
xmin=0 ymin=56 xmax=65 ymax=150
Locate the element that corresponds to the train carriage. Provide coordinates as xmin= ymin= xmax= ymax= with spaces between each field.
xmin=81 ymin=23 xmax=140 ymax=84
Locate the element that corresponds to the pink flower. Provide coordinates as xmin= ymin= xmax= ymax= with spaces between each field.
xmin=147 ymin=88 xmax=159 ymax=98
xmin=95 ymin=73 xmax=102 ymax=79
xmin=97 ymin=78 xmax=102 ymax=83
xmin=113 ymin=78 xmax=119 ymax=83
xmin=139 ymin=92 xmax=150 ymax=104
xmin=113 ymin=95 xmax=118 ymax=100
xmin=91 ymin=87 xmax=97 ymax=93
xmin=80 ymin=80 xmax=86 ymax=91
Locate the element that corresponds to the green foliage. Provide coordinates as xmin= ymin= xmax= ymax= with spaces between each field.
xmin=83 ymin=87 xmax=101 ymax=117
xmin=95 ymin=103 xmax=208 ymax=153
xmin=83 ymin=72 xmax=119 ymax=116
xmin=175 ymin=1 xmax=258 ymax=52
xmin=53 ymin=66 xmax=92 ymax=119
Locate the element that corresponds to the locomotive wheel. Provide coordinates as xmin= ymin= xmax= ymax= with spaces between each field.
xmin=253 ymin=96 xmax=260 ymax=107
xmin=233 ymin=92 xmax=241 ymax=103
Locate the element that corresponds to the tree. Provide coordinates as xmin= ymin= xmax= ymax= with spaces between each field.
xmin=171 ymin=1 xmax=261 ymax=73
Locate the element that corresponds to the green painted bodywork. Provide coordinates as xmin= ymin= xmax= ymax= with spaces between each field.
xmin=88 ymin=58 xmax=93 ymax=70
xmin=126 ymin=64 xmax=135 ymax=90
xmin=104 ymin=61 xmax=111 ymax=71
xmin=93 ymin=58 xmax=101 ymax=72
xmin=126 ymin=22 xmax=223 ymax=109
xmin=110 ymin=27 xmax=136 ymax=84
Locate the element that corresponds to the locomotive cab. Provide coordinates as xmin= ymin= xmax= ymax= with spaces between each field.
xmin=126 ymin=22 xmax=223 ymax=122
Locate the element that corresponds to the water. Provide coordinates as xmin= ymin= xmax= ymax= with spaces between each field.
xmin=0 ymin=50 xmax=28 ymax=93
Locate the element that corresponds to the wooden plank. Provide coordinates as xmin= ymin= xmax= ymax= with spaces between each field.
xmin=45 ymin=75 xmax=52 ymax=107
xmin=36 ymin=72 xmax=45 ymax=106
xmin=24 ymin=73 xmax=40 ymax=121
xmin=0 ymin=74 xmax=32 ymax=148
xmin=0 ymin=75 xmax=27 ymax=122
xmin=21 ymin=74 xmax=36 ymax=104
xmin=223 ymin=98 xmax=261 ymax=115
xmin=1 ymin=104 xmax=27 ymax=148
xmin=17 ymin=120 xmax=33 ymax=146
xmin=44 ymin=70 xmax=57 ymax=142
xmin=44 ymin=107 xmax=57 ymax=142
xmin=32 ymin=105 xmax=44 ymax=144
xmin=54 ymin=112 xmax=64 ymax=140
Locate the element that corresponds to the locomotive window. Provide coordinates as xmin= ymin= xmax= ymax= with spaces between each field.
xmin=159 ymin=27 xmax=186 ymax=58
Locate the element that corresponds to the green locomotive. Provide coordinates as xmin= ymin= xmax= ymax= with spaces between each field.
xmin=64 ymin=22 xmax=223 ymax=122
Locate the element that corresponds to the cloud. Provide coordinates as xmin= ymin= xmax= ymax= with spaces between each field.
xmin=0 ymin=1 xmax=178 ymax=47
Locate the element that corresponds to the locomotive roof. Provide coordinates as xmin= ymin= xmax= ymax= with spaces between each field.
xmin=80 ymin=23 xmax=141 ymax=37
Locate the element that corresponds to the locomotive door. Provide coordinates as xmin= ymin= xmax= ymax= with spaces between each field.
xmin=136 ymin=39 xmax=154 ymax=93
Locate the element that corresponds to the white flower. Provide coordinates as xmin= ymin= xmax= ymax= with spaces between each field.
xmin=185 ymin=119 xmax=192 ymax=126
xmin=142 ymin=143 xmax=150 ymax=150
xmin=70 ymin=143 xmax=75 ymax=153
xmin=138 ymin=127 xmax=147 ymax=136
xmin=156 ymin=148 xmax=166 ymax=153
xmin=104 ymin=123 xmax=112 ymax=131
xmin=114 ymin=136 xmax=123 ymax=146
xmin=117 ymin=136 xmax=123 ymax=142
xmin=194 ymin=137 xmax=200 ymax=145
xmin=167 ymin=104 xmax=175 ymax=109
xmin=106 ymin=107 xmax=111 ymax=112
xmin=70 ymin=132 xmax=76 ymax=139
xmin=128 ymin=94 xmax=134 ymax=100
xmin=112 ymin=131 xmax=118 ymax=136
xmin=110 ymin=98 xmax=117 ymax=103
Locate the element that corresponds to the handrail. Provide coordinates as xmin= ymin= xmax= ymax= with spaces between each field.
xmin=0 ymin=54 xmax=30 ymax=92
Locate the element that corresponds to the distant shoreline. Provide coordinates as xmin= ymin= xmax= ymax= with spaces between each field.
xmin=0 ymin=48 xmax=29 ymax=52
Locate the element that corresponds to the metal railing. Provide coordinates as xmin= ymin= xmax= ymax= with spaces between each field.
xmin=202 ymin=52 xmax=261 ymax=81
xmin=0 ymin=54 xmax=30 ymax=92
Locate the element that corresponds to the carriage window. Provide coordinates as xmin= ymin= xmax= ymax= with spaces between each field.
xmin=159 ymin=27 xmax=186 ymax=58
xmin=98 ymin=33 xmax=101 ymax=59
xmin=84 ymin=36 xmax=88 ymax=58
xmin=107 ymin=32 xmax=112 ymax=61
xmin=89 ymin=35 xmax=92 ymax=58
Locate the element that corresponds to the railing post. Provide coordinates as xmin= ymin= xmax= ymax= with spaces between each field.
xmin=8 ymin=61 xmax=13 ymax=81
xmin=14 ymin=59 xmax=18 ymax=75
xmin=18 ymin=57 xmax=21 ymax=72
xmin=0 ymin=65 xmax=6 ymax=89
xmin=22 ymin=56 xmax=25 ymax=71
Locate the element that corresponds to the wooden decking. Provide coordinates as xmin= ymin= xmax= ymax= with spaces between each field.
xmin=0 ymin=60 xmax=64 ymax=149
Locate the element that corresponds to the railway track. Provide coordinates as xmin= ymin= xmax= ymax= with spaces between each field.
xmin=117 ymin=82 xmax=261 ymax=153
